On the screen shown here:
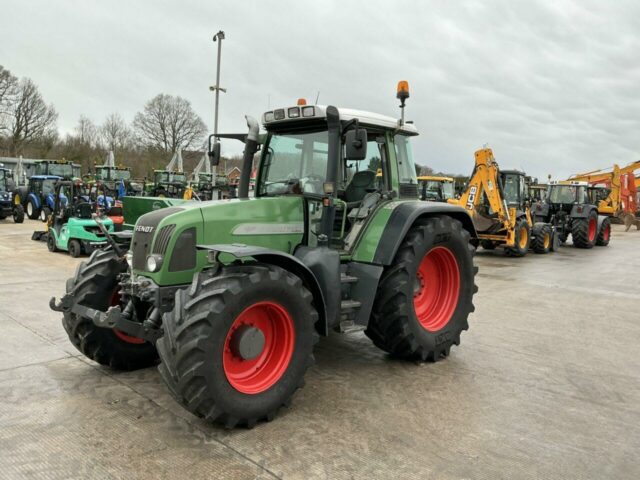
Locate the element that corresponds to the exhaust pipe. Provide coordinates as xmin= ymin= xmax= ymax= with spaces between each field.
xmin=238 ymin=115 xmax=259 ymax=199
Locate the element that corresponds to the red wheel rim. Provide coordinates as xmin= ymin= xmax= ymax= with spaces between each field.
xmin=223 ymin=301 xmax=295 ymax=395
xmin=603 ymin=224 xmax=610 ymax=241
xmin=413 ymin=247 xmax=460 ymax=332
xmin=588 ymin=217 xmax=597 ymax=242
xmin=110 ymin=289 xmax=145 ymax=344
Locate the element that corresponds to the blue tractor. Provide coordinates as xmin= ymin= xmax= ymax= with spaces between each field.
xmin=19 ymin=175 xmax=62 ymax=221
xmin=0 ymin=167 xmax=25 ymax=223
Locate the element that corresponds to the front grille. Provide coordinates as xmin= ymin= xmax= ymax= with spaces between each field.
xmin=399 ymin=183 xmax=419 ymax=198
xmin=131 ymin=207 xmax=184 ymax=271
xmin=152 ymin=224 xmax=176 ymax=255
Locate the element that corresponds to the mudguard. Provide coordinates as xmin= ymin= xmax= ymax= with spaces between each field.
xmin=196 ymin=244 xmax=329 ymax=335
xmin=28 ymin=193 xmax=41 ymax=209
xmin=46 ymin=193 xmax=55 ymax=209
xmin=570 ymin=204 xmax=597 ymax=219
xmin=353 ymin=200 xmax=476 ymax=266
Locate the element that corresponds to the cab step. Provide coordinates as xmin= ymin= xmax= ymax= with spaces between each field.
xmin=340 ymin=274 xmax=359 ymax=284
xmin=340 ymin=299 xmax=362 ymax=311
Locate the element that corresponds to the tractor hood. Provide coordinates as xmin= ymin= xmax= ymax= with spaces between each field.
xmin=131 ymin=196 xmax=305 ymax=286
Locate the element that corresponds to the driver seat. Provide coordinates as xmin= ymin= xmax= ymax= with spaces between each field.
xmin=344 ymin=170 xmax=376 ymax=208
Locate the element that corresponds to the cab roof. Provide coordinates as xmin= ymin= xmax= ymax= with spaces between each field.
xmin=263 ymin=105 xmax=419 ymax=136
xmin=31 ymin=175 xmax=62 ymax=180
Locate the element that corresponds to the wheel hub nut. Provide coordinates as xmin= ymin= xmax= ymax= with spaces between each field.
xmin=230 ymin=325 xmax=265 ymax=360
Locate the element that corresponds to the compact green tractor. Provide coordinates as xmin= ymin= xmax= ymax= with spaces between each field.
xmin=42 ymin=181 xmax=115 ymax=257
xmin=52 ymin=83 xmax=478 ymax=428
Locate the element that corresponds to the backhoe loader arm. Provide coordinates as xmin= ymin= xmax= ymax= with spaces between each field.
xmin=452 ymin=148 xmax=510 ymax=228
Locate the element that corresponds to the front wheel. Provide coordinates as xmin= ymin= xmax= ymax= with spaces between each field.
xmin=61 ymin=249 xmax=158 ymax=370
xmin=365 ymin=216 xmax=477 ymax=361
xmin=157 ymin=264 xmax=318 ymax=428
xmin=506 ymin=218 xmax=530 ymax=257
xmin=595 ymin=217 xmax=611 ymax=246
xmin=531 ymin=223 xmax=552 ymax=254
xmin=26 ymin=199 xmax=39 ymax=219
xmin=571 ymin=210 xmax=597 ymax=248
xmin=40 ymin=206 xmax=51 ymax=222
xmin=13 ymin=204 xmax=25 ymax=223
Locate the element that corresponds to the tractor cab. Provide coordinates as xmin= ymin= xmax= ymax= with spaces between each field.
xmin=547 ymin=181 xmax=589 ymax=212
xmin=418 ymin=176 xmax=455 ymax=202
xmin=150 ymin=170 xmax=187 ymax=198
xmin=245 ymin=101 xmax=420 ymax=250
xmin=34 ymin=160 xmax=81 ymax=181
xmin=0 ymin=167 xmax=24 ymax=223
xmin=500 ymin=170 xmax=528 ymax=210
xmin=23 ymin=175 xmax=62 ymax=221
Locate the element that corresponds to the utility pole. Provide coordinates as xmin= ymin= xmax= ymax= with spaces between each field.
xmin=210 ymin=30 xmax=226 ymax=174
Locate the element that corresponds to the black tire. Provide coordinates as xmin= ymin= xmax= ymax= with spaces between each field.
xmin=595 ymin=216 xmax=611 ymax=246
xmin=506 ymin=217 xmax=530 ymax=257
xmin=157 ymin=263 xmax=318 ymax=428
xmin=531 ymin=222 xmax=552 ymax=254
xmin=68 ymin=239 xmax=82 ymax=258
xmin=40 ymin=206 xmax=51 ymax=222
xmin=47 ymin=233 xmax=58 ymax=252
xmin=365 ymin=216 xmax=477 ymax=361
xmin=26 ymin=199 xmax=39 ymax=219
xmin=571 ymin=210 xmax=597 ymax=249
xmin=61 ymin=248 xmax=158 ymax=370
xmin=13 ymin=204 xmax=25 ymax=223
xmin=480 ymin=239 xmax=496 ymax=250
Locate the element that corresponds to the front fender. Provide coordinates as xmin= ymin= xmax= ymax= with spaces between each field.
xmin=352 ymin=200 xmax=476 ymax=265
xmin=28 ymin=193 xmax=41 ymax=209
xmin=196 ymin=244 xmax=329 ymax=335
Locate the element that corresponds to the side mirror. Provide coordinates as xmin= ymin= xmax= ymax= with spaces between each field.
xmin=208 ymin=135 xmax=221 ymax=166
xmin=345 ymin=129 xmax=367 ymax=161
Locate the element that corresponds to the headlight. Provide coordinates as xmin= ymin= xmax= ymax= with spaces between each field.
xmin=146 ymin=254 xmax=163 ymax=272
xmin=125 ymin=251 xmax=133 ymax=268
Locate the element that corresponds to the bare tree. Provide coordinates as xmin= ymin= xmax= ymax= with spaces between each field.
xmin=0 ymin=66 xmax=17 ymax=112
xmin=75 ymin=115 xmax=98 ymax=147
xmin=99 ymin=113 xmax=132 ymax=155
xmin=133 ymin=94 xmax=207 ymax=154
xmin=6 ymin=77 xmax=58 ymax=155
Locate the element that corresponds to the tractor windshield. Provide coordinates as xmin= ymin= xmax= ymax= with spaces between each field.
xmin=42 ymin=179 xmax=57 ymax=195
xmin=549 ymin=185 xmax=577 ymax=204
xmin=259 ymin=130 xmax=328 ymax=196
xmin=37 ymin=163 xmax=73 ymax=178
xmin=114 ymin=169 xmax=131 ymax=181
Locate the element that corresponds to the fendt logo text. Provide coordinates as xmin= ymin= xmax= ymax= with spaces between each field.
xmin=135 ymin=225 xmax=154 ymax=233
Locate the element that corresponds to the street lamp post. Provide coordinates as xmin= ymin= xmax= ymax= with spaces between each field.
xmin=210 ymin=30 xmax=226 ymax=174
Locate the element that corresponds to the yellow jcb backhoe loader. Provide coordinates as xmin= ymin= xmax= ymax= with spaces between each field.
xmin=568 ymin=160 xmax=640 ymax=231
xmin=449 ymin=148 xmax=554 ymax=256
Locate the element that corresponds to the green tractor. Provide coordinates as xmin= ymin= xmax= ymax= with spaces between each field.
xmin=51 ymin=83 xmax=478 ymax=427
xmin=147 ymin=170 xmax=187 ymax=198
xmin=41 ymin=181 xmax=115 ymax=257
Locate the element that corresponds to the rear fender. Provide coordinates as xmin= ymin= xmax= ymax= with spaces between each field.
xmin=196 ymin=244 xmax=329 ymax=336
xmin=570 ymin=205 xmax=596 ymax=218
xmin=353 ymin=200 xmax=476 ymax=266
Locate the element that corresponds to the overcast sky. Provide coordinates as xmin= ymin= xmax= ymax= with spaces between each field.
xmin=2 ymin=0 xmax=639 ymax=179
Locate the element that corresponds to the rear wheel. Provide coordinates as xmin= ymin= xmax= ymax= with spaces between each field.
xmin=13 ymin=204 xmax=25 ymax=223
xmin=26 ymin=199 xmax=39 ymax=219
xmin=506 ymin=217 xmax=530 ymax=257
xmin=531 ymin=223 xmax=552 ymax=254
xmin=61 ymin=249 xmax=158 ymax=370
xmin=365 ymin=216 xmax=477 ymax=361
xmin=595 ymin=217 xmax=611 ymax=246
xmin=571 ymin=210 xmax=597 ymax=248
xmin=157 ymin=264 xmax=318 ymax=428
